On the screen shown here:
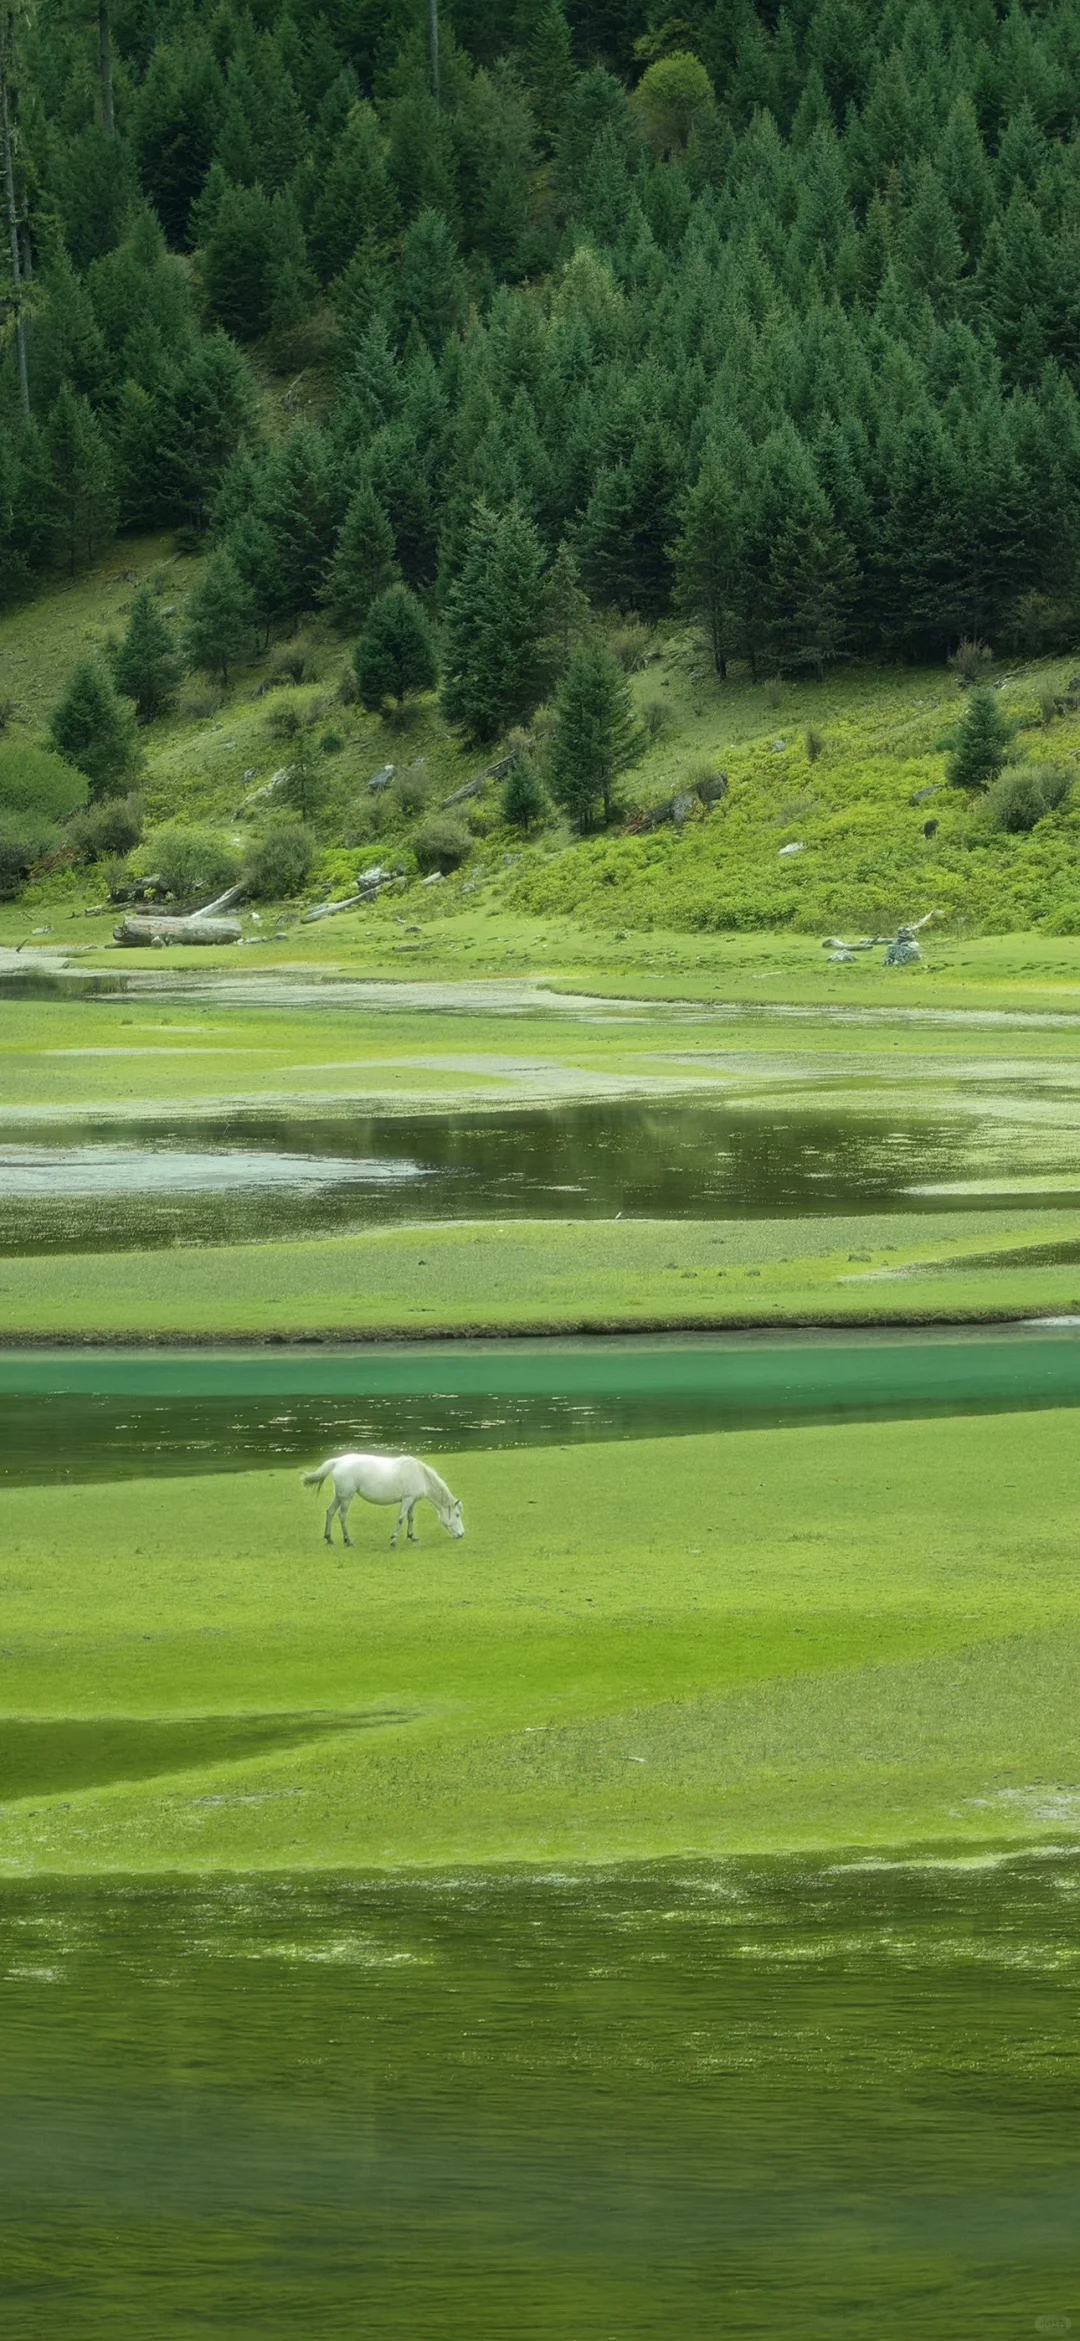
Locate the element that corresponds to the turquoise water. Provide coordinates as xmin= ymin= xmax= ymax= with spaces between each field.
xmin=3 ymin=1328 xmax=1080 ymax=1482
xmin=2 ymin=1855 xmax=1078 ymax=2338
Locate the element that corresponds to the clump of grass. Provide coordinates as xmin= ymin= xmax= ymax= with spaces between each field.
xmin=640 ymin=697 xmax=669 ymax=740
xmin=763 ymin=677 xmax=783 ymax=710
xmin=609 ymin=618 xmax=654 ymax=672
xmin=805 ymin=725 xmax=825 ymax=762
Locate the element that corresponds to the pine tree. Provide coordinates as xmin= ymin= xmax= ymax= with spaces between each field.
xmin=279 ymin=730 xmax=324 ymax=820
xmin=111 ymin=587 xmax=181 ymax=721
xmin=547 ymin=539 xmax=590 ymax=670
xmin=256 ymin=429 xmax=344 ymax=620
xmin=547 ymin=644 xmax=641 ymax=831
xmin=440 ymin=500 xmax=549 ymax=741
xmin=48 ymin=662 xmax=140 ymax=799
xmin=946 ymin=687 xmax=1016 ymax=791
xmin=183 ymin=551 xmax=257 ymax=684
xmin=518 ymin=0 xmax=574 ymax=146
xmin=395 ymin=210 xmax=470 ymax=357
xmin=45 ymin=388 xmax=118 ymax=578
xmin=503 ymin=749 xmax=548 ymax=832
xmin=309 ymin=106 xmax=399 ymax=284
xmin=324 ymin=484 xmax=400 ymax=631
xmin=353 ymin=587 xmax=438 ymax=712
xmin=582 ymin=423 xmax=680 ymax=617
xmin=674 ymin=455 xmax=741 ymax=677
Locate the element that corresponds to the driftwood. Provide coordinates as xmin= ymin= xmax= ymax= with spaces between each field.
xmin=113 ymin=914 xmax=243 ymax=946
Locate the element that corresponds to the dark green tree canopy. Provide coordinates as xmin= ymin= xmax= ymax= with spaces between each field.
xmin=48 ymin=664 xmax=141 ymax=799
xmin=353 ymin=586 xmax=438 ymax=711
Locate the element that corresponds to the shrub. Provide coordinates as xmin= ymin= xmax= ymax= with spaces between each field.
xmin=242 ymin=817 xmax=316 ymax=900
xmin=414 ymin=813 xmax=472 ymax=871
xmin=0 ymin=808 xmax=62 ymax=896
xmin=266 ymin=700 xmax=301 ymax=740
xmin=68 ymin=792 xmax=143 ymax=862
xmin=608 ymin=618 xmax=653 ymax=672
xmin=1044 ymin=899 xmax=1080 ymax=934
xmin=640 ymin=696 xmax=668 ymax=740
xmin=763 ymin=677 xmax=783 ymax=710
xmin=1039 ymin=691 xmax=1058 ymax=729
xmin=948 ymin=636 xmax=993 ymax=685
xmin=343 ymin=796 xmax=386 ymax=845
xmin=138 ymin=823 xmax=240 ymax=902
xmin=0 ymin=740 xmax=88 ymax=823
xmin=983 ymin=763 xmax=1072 ymax=832
xmin=320 ymin=731 xmax=344 ymax=755
xmin=805 ymin=726 xmax=825 ymax=762
xmin=47 ymin=662 xmax=140 ymax=798
xmin=389 ymin=766 xmax=429 ymax=819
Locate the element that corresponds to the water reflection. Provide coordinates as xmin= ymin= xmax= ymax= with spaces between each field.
xmin=0 ymin=1099 xmax=1006 ymax=1254
xmin=2 ymin=1856 xmax=1077 ymax=2337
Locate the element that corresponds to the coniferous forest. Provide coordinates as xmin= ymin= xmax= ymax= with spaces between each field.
xmin=6 ymin=0 xmax=1080 ymax=684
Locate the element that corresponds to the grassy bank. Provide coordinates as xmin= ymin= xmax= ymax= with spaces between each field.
xmin=3 ymin=1412 xmax=1079 ymax=1873
xmin=4 ymin=1210 xmax=1080 ymax=1341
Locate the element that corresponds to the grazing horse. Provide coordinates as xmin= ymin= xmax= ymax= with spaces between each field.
xmin=302 ymin=1452 xmax=465 ymax=1549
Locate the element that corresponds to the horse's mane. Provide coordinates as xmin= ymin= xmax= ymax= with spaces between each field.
xmin=417 ymin=1460 xmax=453 ymax=1506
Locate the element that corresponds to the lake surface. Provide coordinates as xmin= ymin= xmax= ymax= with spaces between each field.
xmin=3 ymin=1855 xmax=1078 ymax=2338
xmin=0 ymin=1096 xmax=1065 ymax=1254
xmin=3 ymin=1329 xmax=1080 ymax=1483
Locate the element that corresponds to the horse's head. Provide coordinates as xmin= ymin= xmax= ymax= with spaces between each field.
xmin=442 ymin=1494 xmax=465 ymax=1540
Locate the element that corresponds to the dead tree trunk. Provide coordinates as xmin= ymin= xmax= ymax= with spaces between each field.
xmin=0 ymin=12 xmax=28 ymax=418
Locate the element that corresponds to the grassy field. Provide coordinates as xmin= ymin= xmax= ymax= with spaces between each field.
xmin=3 ymin=1410 xmax=1079 ymax=1873
xmin=5 ymin=1211 xmax=1080 ymax=1339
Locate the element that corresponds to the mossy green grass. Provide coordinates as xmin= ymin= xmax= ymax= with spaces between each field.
xmin=3 ymin=1410 xmax=1079 ymax=1873
xmin=5 ymin=1210 xmax=1080 ymax=1339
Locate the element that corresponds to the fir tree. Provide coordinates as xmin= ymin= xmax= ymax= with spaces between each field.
xmin=674 ymin=456 xmax=742 ymax=677
xmin=48 ymin=662 xmax=140 ymax=799
xmin=111 ymin=588 xmax=181 ymax=721
xmin=946 ymin=687 xmax=1017 ymax=791
xmin=353 ymin=586 xmax=438 ymax=712
xmin=503 ymin=749 xmax=548 ymax=832
xmin=440 ymin=500 xmax=549 ymax=741
xmin=279 ymin=730 xmax=324 ymax=820
xmin=395 ymin=210 xmax=470 ymax=356
xmin=547 ymin=539 xmax=590 ymax=670
xmin=183 ymin=551 xmax=257 ymax=684
xmin=547 ymin=644 xmax=641 ymax=832
xmin=44 ymin=387 xmax=117 ymax=576
xmin=324 ymin=483 xmax=400 ymax=631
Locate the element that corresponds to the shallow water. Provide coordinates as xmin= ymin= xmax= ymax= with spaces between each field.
xmin=0 ymin=1096 xmax=1052 ymax=1254
xmin=3 ymin=1329 xmax=1080 ymax=1483
xmin=2 ymin=1856 xmax=1078 ymax=2337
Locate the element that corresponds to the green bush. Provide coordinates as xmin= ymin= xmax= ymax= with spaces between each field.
xmin=983 ymin=763 xmax=1072 ymax=833
xmin=137 ymin=823 xmax=240 ymax=902
xmin=68 ymin=792 xmax=144 ymax=862
xmin=242 ymin=818 xmax=316 ymax=900
xmin=414 ymin=813 xmax=472 ymax=871
xmin=0 ymin=740 xmax=88 ymax=822
xmin=0 ymin=808 xmax=62 ymax=897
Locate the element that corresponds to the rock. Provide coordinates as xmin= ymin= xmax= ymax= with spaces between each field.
xmin=771 ymin=737 xmax=786 ymax=751
xmin=778 ymin=841 xmax=806 ymax=857
xmin=368 ymin=764 xmax=395 ymax=792
xmin=422 ymin=870 xmax=444 ymax=885
xmin=671 ymin=793 xmax=696 ymax=825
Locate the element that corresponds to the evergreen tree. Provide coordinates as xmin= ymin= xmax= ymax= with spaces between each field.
xmin=946 ymin=687 xmax=1017 ymax=791
xmin=503 ymin=747 xmax=548 ymax=831
xmin=674 ymin=455 xmax=742 ymax=677
xmin=353 ymin=587 xmax=438 ymax=711
xmin=582 ymin=421 xmax=680 ymax=618
xmin=111 ymin=588 xmax=181 ymax=721
xmin=547 ymin=539 xmax=590 ymax=670
xmin=324 ymin=484 xmax=400 ymax=631
xmin=395 ymin=210 xmax=469 ymax=355
xmin=45 ymin=388 xmax=118 ymax=577
xmin=183 ymin=551 xmax=257 ymax=684
xmin=256 ymin=429 xmax=343 ymax=619
xmin=518 ymin=1 xmax=574 ymax=146
xmin=547 ymin=644 xmax=641 ymax=831
xmin=308 ymin=103 xmax=399 ymax=284
xmin=48 ymin=662 xmax=141 ymax=798
xmin=441 ymin=500 xmax=549 ymax=741
xmin=279 ymin=730 xmax=324 ymax=820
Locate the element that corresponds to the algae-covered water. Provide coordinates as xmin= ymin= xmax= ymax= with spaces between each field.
xmin=3 ymin=1855 xmax=1078 ymax=2338
xmin=3 ymin=1327 xmax=1080 ymax=1482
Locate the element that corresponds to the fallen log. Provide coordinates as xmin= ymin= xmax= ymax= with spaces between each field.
xmin=113 ymin=914 xmax=243 ymax=947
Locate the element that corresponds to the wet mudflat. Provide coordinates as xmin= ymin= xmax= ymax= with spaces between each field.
xmin=2 ymin=1855 xmax=1078 ymax=2339
xmin=1 ymin=1094 xmax=1074 ymax=1255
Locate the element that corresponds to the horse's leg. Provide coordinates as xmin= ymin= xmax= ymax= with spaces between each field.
xmin=324 ymin=1491 xmax=338 ymax=1545
xmin=339 ymin=1496 xmax=353 ymax=1549
xmin=407 ymin=1500 xmax=419 ymax=1544
xmin=391 ymin=1498 xmax=408 ymax=1548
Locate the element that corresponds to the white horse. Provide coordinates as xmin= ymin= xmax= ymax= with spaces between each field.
xmin=302 ymin=1452 xmax=465 ymax=1549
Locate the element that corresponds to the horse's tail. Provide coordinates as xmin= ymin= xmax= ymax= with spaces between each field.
xmin=302 ymin=1460 xmax=334 ymax=1490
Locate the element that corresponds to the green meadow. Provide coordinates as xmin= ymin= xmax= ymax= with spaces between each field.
xmin=3 ymin=1409 xmax=1079 ymax=1875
